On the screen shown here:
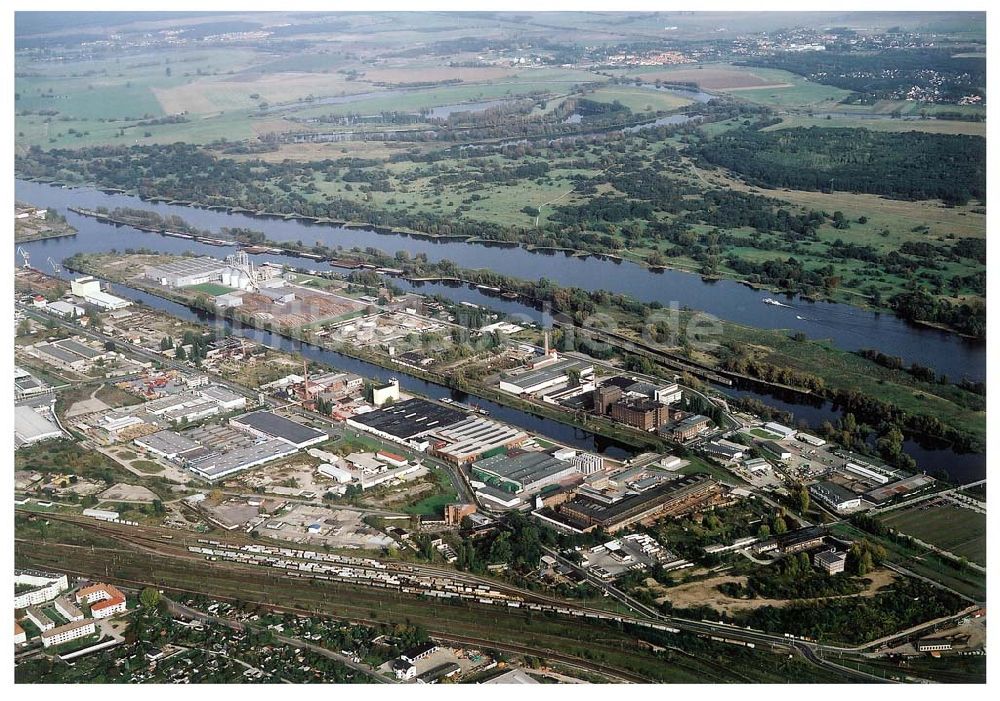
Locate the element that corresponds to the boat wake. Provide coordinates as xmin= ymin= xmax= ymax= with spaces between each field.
xmin=762 ymin=297 xmax=793 ymax=308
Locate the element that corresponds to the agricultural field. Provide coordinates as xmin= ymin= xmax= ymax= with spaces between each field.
xmin=152 ymin=71 xmax=374 ymax=114
xmin=15 ymin=42 xmax=604 ymax=151
xmin=619 ymin=63 xmax=792 ymax=90
xmin=828 ymin=99 xmax=986 ymax=119
xmin=617 ymin=63 xmax=852 ymax=108
xmin=880 ymin=502 xmax=986 ymax=566
xmin=14 ymin=47 xmax=267 ymax=150
xmin=283 ymin=74 xmax=597 ymax=120
xmin=716 ymin=72 xmax=852 ymax=109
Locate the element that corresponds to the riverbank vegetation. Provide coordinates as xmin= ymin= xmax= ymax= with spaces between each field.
xmin=18 ymin=95 xmax=985 ymax=337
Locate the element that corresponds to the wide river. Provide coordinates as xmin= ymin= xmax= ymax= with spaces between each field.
xmin=14 ymin=179 xmax=986 ymax=480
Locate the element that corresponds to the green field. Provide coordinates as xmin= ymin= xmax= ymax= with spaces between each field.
xmin=718 ymin=66 xmax=853 ymax=108
xmin=286 ymin=77 xmax=595 ymax=121
xmin=189 ymin=282 xmax=237 ymax=296
xmin=679 ymin=456 xmax=748 ymax=486
xmin=583 ymin=85 xmax=692 ymax=113
xmin=880 ymin=504 xmax=986 ymax=566
xmin=402 ymin=492 xmax=458 ymax=517
xmin=832 ymin=522 xmax=985 ymax=601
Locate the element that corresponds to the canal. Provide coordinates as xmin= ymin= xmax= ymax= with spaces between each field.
xmin=14 ymin=180 xmax=986 ymax=480
xmin=16 ymin=179 xmax=984 ymax=384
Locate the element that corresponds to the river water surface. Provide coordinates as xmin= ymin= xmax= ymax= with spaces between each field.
xmin=14 ymin=179 xmax=985 ymax=480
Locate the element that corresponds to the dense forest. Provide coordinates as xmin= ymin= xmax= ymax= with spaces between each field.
xmin=740 ymin=49 xmax=986 ymax=103
xmin=696 ymin=127 xmax=985 ymax=205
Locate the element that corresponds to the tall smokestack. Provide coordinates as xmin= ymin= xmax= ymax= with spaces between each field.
xmin=543 ymin=330 xmax=549 ymax=356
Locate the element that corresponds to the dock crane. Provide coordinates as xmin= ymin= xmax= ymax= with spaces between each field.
xmin=16 ymin=247 xmax=31 ymax=269
xmin=47 ymin=257 xmax=61 ymax=273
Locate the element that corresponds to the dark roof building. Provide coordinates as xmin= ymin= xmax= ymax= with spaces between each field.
xmin=600 ymin=376 xmax=638 ymax=391
xmin=809 ymin=481 xmax=862 ymax=513
xmin=418 ymin=662 xmax=462 ymax=684
xmin=347 ymin=398 xmax=466 ymax=442
xmin=558 ymin=475 xmax=722 ymax=533
xmin=610 ymin=397 xmax=670 ymax=431
xmin=229 ymin=411 xmax=327 ymax=448
xmin=755 ymin=526 xmax=828 ymax=555
xmin=400 ymin=641 xmax=439 ymax=664
xmin=762 ymin=440 xmax=792 ymax=459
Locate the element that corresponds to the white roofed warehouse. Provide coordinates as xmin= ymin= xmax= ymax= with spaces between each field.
xmin=428 ymin=416 xmax=528 ymax=465
xmin=14 ymin=406 xmax=62 ymax=448
xmin=143 ymin=257 xmax=229 ymax=288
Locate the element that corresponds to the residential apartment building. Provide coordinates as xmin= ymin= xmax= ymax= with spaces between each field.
xmin=41 ymin=620 xmax=97 ymax=648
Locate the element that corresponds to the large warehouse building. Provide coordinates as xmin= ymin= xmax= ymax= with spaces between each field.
xmin=471 ymin=450 xmax=579 ymax=494
xmin=134 ymin=426 xmax=303 ymax=482
xmin=14 ymin=406 xmax=62 ymax=448
xmin=143 ymin=257 xmax=230 ymax=288
xmin=427 ymin=416 xmax=528 ymax=465
xmin=230 ymin=411 xmax=328 ymax=448
xmin=346 ymin=398 xmax=466 ymax=449
xmin=185 ymin=438 xmax=300 ymax=481
xmin=809 ymin=481 xmax=862 ymax=513
xmin=69 ymin=276 xmax=131 ymax=310
xmin=498 ymin=358 xmax=594 ymax=396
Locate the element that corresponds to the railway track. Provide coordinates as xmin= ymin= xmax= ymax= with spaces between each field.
xmin=23 ymin=511 xmax=640 ymax=615
xmin=19 ymin=510 xmax=879 ymax=683
xmin=15 ymin=544 xmax=655 ymax=683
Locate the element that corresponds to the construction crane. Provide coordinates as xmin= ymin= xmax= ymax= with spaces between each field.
xmin=47 ymin=257 xmax=61 ymax=273
xmin=16 ymin=247 xmax=31 ymax=269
